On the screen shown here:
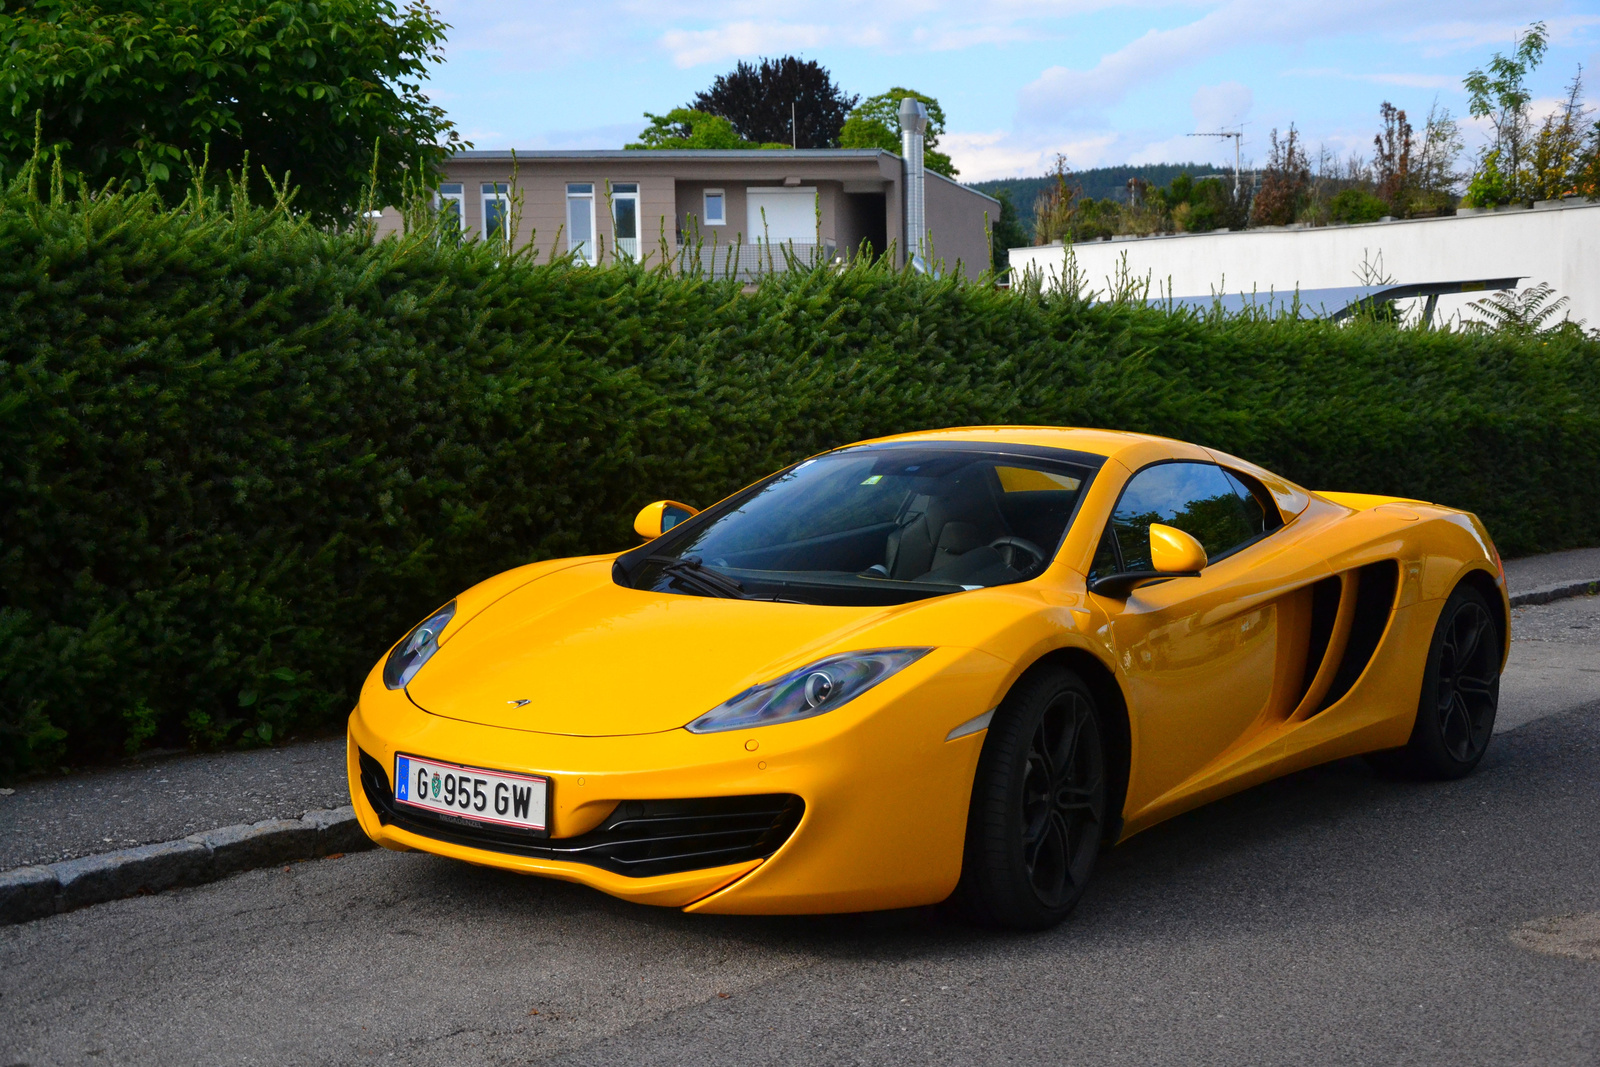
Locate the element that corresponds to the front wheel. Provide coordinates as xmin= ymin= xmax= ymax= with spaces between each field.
xmin=953 ymin=666 xmax=1107 ymax=930
xmin=1389 ymin=585 xmax=1502 ymax=779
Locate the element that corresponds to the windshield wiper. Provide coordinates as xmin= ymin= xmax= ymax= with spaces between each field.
xmin=645 ymin=555 xmax=749 ymax=600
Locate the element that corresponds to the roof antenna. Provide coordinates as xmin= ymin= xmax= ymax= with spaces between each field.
xmin=791 ymin=102 xmax=797 ymax=149
xmin=1187 ymin=127 xmax=1243 ymax=196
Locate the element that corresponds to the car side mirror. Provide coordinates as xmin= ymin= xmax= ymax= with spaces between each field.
xmin=1087 ymin=523 xmax=1207 ymax=599
xmin=633 ymin=500 xmax=699 ymax=540
xmin=1150 ymin=523 xmax=1207 ymax=573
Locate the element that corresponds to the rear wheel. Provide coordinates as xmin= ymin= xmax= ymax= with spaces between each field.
xmin=954 ymin=666 xmax=1107 ymax=930
xmin=1387 ymin=585 xmax=1502 ymax=779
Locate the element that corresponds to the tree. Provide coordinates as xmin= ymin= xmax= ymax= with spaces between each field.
xmin=1412 ymin=101 xmax=1465 ymax=213
xmin=0 ymin=0 xmax=463 ymax=225
xmin=1527 ymin=69 xmax=1592 ymax=202
xmin=1372 ymin=102 xmax=1413 ymax=211
xmin=1463 ymin=21 xmax=1548 ymax=206
xmin=1249 ymin=125 xmax=1309 ymax=226
xmin=1032 ymin=157 xmax=1078 ymax=244
xmin=839 ymin=89 xmax=957 ymax=176
xmin=690 ymin=57 xmax=856 ymax=148
xmin=1160 ymin=172 xmax=1247 ymax=232
xmin=987 ymin=188 xmax=1028 ymax=271
xmin=1575 ymin=121 xmax=1600 ymax=200
xmin=628 ymin=109 xmax=788 ymax=150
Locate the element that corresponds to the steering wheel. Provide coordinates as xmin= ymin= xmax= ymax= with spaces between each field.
xmin=989 ymin=536 xmax=1047 ymax=573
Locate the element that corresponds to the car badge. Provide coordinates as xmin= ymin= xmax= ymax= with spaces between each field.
xmin=430 ymin=774 xmax=441 ymax=798
xmin=506 ymin=698 xmax=531 ymax=707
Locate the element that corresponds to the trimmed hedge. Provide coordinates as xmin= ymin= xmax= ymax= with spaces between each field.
xmin=2 ymin=183 xmax=1598 ymax=777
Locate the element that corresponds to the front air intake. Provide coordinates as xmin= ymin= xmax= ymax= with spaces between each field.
xmin=358 ymin=750 xmax=802 ymax=878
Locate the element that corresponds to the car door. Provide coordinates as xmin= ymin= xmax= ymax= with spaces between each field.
xmin=1088 ymin=461 xmax=1327 ymax=824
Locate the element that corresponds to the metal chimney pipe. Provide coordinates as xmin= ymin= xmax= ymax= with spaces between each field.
xmin=898 ymin=97 xmax=928 ymax=270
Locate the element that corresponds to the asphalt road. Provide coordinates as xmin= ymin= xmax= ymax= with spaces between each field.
xmin=2 ymin=598 xmax=1598 ymax=1066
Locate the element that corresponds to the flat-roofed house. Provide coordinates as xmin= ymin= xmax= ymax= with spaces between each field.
xmin=373 ymin=149 xmax=999 ymax=280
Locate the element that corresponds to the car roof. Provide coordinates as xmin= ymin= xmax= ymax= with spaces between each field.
xmin=849 ymin=426 xmax=1211 ymax=467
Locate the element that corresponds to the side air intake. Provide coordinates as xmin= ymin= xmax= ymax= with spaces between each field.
xmin=1313 ymin=560 xmax=1400 ymax=714
xmin=1292 ymin=576 xmax=1344 ymax=713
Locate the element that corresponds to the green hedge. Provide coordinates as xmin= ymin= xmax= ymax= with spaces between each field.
xmin=2 ymin=182 xmax=1598 ymax=778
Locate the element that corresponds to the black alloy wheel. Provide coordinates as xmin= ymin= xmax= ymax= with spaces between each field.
xmin=954 ymin=665 xmax=1108 ymax=930
xmin=1388 ymin=585 xmax=1502 ymax=779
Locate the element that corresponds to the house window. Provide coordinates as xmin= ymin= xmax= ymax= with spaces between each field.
xmin=703 ymin=188 xmax=725 ymax=226
xmin=481 ymin=183 xmax=509 ymax=241
xmin=566 ymin=183 xmax=595 ymax=265
xmin=612 ymin=182 xmax=639 ymax=261
xmin=437 ymin=183 xmax=464 ymax=238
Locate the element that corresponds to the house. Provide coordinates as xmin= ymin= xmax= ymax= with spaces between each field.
xmin=374 ymin=148 xmax=999 ymax=280
xmin=1007 ymin=198 xmax=1600 ymax=328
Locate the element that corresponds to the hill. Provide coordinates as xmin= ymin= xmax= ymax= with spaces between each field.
xmin=969 ymin=163 xmax=1229 ymax=239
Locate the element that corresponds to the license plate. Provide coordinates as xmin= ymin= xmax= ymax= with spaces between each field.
xmin=394 ymin=754 xmax=548 ymax=833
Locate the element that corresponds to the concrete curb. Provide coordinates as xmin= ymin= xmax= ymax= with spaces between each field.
xmin=1510 ymin=579 xmax=1600 ymax=608
xmin=0 ymin=806 xmax=373 ymax=927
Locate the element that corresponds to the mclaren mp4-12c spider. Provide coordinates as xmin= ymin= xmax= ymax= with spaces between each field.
xmin=348 ymin=427 xmax=1507 ymax=929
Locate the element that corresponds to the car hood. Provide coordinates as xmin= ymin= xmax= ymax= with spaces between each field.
xmin=405 ymin=560 xmax=913 ymax=736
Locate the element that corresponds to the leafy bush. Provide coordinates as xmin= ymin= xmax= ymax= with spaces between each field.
xmin=3 ymin=177 xmax=1598 ymax=778
xmin=1329 ymin=188 xmax=1390 ymax=224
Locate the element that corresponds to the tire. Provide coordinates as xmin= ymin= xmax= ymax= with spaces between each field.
xmin=1388 ymin=584 xmax=1502 ymax=779
xmin=953 ymin=665 xmax=1108 ymax=930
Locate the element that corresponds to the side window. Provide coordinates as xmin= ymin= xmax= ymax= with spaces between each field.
xmin=1221 ymin=468 xmax=1284 ymax=539
xmin=1108 ymin=462 xmax=1264 ymax=571
xmin=1089 ymin=527 xmax=1121 ymax=580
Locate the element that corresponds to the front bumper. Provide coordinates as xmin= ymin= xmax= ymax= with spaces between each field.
xmin=346 ymin=645 xmax=1011 ymax=913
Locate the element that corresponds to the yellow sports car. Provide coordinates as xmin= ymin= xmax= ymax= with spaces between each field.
xmin=348 ymin=427 xmax=1508 ymax=929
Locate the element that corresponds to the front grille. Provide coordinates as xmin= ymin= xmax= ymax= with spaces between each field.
xmin=358 ymin=749 xmax=802 ymax=879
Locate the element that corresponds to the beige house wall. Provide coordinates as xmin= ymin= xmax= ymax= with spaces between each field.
xmin=926 ymin=171 xmax=998 ymax=277
xmin=373 ymin=149 xmax=996 ymax=278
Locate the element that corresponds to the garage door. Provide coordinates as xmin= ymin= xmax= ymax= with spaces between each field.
xmin=746 ymin=187 xmax=818 ymax=244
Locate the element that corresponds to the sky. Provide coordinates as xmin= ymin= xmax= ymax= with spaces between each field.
xmin=425 ymin=0 xmax=1600 ymax=182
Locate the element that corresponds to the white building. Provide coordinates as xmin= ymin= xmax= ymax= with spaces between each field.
xmin=1009 ymin=198 xmax=1600 ymax=329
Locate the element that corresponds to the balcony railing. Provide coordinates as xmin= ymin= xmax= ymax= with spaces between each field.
xmin=674 ymin=240 xmax=839 ymax=281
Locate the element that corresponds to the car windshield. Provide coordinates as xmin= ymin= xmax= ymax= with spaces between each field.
xmin=626 ymin=445 xmax=1096 ymax=606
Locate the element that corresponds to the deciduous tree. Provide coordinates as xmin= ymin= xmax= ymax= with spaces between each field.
xmin=0 ymin=0 xmax=463 ymax=224
xmin=1463 ymin=21 xmax=1548 ymax=206
xmin=689 ymin=57 xmax=856 ymax=148
xmin=1248 ymin=125 xmax=1309 ymax=227
xmin=839 ymin=88 xmax=956 ymax=176
xmin=628 ymin=109 xmax=787 ymax=150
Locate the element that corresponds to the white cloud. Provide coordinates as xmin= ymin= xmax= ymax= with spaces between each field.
xmin=646 ymin=2 xmax=1191 ymax=66
xmin=943 ymin=128 xmax=1122 ymax=179
xmin=659 ymin=21 xmax=840 ymax=67
xmin=944 ymin=123 xmax=1265 ymax=179
xmin=1282 ymin=67 xmax=1456 ymax=89
xmin=1015 ymin=0 xmax=1411 ymax=123
xmin=1406 ymin=14 xmax=1600 ymax=59
xmin=1190 ymin=80 xmax=1253 ymax=131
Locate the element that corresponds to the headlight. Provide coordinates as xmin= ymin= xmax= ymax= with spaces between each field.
xmin=685 ymin=648 xmax=931 ymax=734
xmin=382 ymin=601 xmax=457 ymax=689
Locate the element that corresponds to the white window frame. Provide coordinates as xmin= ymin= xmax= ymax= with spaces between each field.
xmin=566 ymin=183 xmax=596 ymax=265
xmin=702 ymin=187 xmax=726 ymax=226
xmin=611 ymin=182 xmax=640 ymax=262
xmin=481 ymin=182 xmax=510 ymax=241
xmin=436 ymin=182 xmax=464 ymax=235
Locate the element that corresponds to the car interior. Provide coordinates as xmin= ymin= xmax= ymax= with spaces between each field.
xmin=638 ymin=450 xmax=1093 ymax=603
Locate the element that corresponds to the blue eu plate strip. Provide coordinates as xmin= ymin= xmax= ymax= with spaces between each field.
xmin=396 ymin=755 xmax=412 ymax=801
